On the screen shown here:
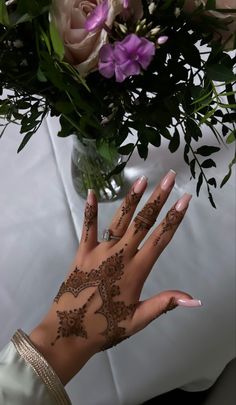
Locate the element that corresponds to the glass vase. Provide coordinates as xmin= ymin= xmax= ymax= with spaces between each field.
xmin=71 ymin=136 xmax=124 ymax=201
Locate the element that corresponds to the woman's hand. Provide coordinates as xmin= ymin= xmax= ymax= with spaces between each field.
xmin=30 ymin=170 xmax=201 ymax=384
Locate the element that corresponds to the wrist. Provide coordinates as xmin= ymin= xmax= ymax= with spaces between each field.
xmin=29 ymin=320 xmax=96 ymax=385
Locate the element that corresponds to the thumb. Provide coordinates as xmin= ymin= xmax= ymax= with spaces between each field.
xmin=131 ymin=290 xmax=202 ymax=333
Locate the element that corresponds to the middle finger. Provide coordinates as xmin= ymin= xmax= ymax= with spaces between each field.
xmin=122 ymin=170 xmax=176 ymax=254
xmin=102 ymin=176 xmax=148 ymax=246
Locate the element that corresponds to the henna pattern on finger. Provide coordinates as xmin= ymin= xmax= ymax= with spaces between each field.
xmin=153 ymin=208 xmax=184 ymax=246
xmin=53 ymin=249 xmax=137 ymax=349
xmin=116 ymin=190 xmax=140 ymax=229
xmin=84 ymin=202 xmax=97 ymax=242
xmin=161 ymin=297 xmax=178 ymax=315
xmin=134 ymin=196 xmax=161 ymax=235
xmin=151 ymin=297 xmax=178 ymax=322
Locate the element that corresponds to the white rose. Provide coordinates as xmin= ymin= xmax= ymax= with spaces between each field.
xmin=51 ymin=0 xmax=143 ymax=76
xmin=208 ymin=0 xmax=236 ymax=49
xmin=183 ymin=0 xmax=236 ymax=49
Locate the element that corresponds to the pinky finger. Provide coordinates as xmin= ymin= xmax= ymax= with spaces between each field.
xmin=81 ymin=189 xmax=98 ymax=250
xmin=131 ymin=290 xmax=202 ymax=333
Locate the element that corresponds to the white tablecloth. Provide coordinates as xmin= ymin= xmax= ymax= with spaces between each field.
xmin=0 ymin=117 xmax=235 ymax=405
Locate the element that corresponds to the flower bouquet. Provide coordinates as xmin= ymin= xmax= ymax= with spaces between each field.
xmin=0 ymin=0 xmax=235 ymax=204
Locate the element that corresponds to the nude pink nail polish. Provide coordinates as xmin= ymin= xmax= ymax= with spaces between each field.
xmin=160 ymin=169 xmax=176 ymax=191
xmin=87 ymin=189 xmax=95 ymax=205
xmin=133 ymin=176 xmax=148 ymax=194
xmin=175 ymin=193 xmax=192 ymax=212
xmin=177 ymin=299 xmax=202 ymax=307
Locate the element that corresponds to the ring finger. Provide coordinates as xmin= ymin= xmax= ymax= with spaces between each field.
xmin=102 ymin=176 xmax=148 ymax=245
xmin=134 ymin=193 xmax=192 ymax=283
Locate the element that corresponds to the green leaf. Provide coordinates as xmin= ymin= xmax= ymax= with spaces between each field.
xmin=115 ymin=124 xmax=129 ymax=146
xmin=107 ymin=162 xmax=126 ymax=178
xmin=54 ymin=101 xmax=74 ymax=114
xmin=37 ymin=67 xmax=48 ymax=82
xmin=200 ymin=107 xmax=217 ymax=125
xmin=160 ymin=128 xmax=172 ymax=140
xmin=186 ymin=119 xmax=202 ymax=141
xmin=222 ymin=125 xmax=229 ymax=137
xmin=137 ymin=143 xmax=148 ymax=160
xmin=191 ymin=88 xmax=213 ymax=106
xmin=191 ymin=85 xmax=203 ymax=100
xmin=144 ymin=127 xmax=161 ymax=147
xmin=118 ymin=143 xmax=134 ymax=155
xmin=17 ymin=131 xmax=35 ymax=153
xmin=10 ymin=0 xmax=51 ymax=25
xmin=176 ymin=34 xmax=201 ymax=68
xmin=97 ymin=139 xmax=117 ymax=163
xmin=225 ymin=83 xmax=236 ymax=106
xmin=196 ymin=145 xmax=220 ymax=156
xmin=223 ymin=113 xmax=236 ymax=123
xmin=206 ymin=64 xmax=236 ymax=82
xmin=208 ymin=177 xmax=217 ymax=188
xmin=49 ymin=20 xmax=65 ymax=60
xmin=201 ymin=159 xmax=216 ymax=168
xmin=205 ymin=0 xmax=216 ymax=10
xmin=184 ymin=144 xmax=190 ymax=165
xmin=40 ymin=27 xmax=52 ymax=54
xmin=58 ymin=116 xmax=73 ymax=137
xmin=208 ymin=191 xmax=216 ymax=209
xmin=169 ymin=129 xmax=180 ymax=153
xmin=145 ymin=103 xmax=172 ymax=128
xmin=226 ymin=130 xmax=236 ymax=144
xmin=196 ymin=172 xmax=203 ymax=197
xmin=0 ymin=101 xmax=11 ymax=115
xmin=220 ymin=156 xmax=236 ymax=187
xmin=164 ymin=96 xmax=180 ymax=119
xmin=15 ymin=101 xmax=31 ymax=110
xmin=40 ymin=53 xmax=66 ymax=90
xmin=214 ymin=110 xmax=223 ymax=118
xmin=20 ymin=119 xmax=40 ymax=133
xmin=0 ymin=0 xmax=9 ymax=25
xmin=190 ymin=159 xmax=196 ymax=179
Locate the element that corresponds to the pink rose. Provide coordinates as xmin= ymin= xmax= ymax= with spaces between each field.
xmin=183 ymin=0 xmax=236 ymax=49
xmin=51 ymin=0 xmax=143 ymax=76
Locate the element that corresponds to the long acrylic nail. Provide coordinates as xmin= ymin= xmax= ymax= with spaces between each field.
xmin=177 ymin=299 xmax=202 ymax=307
xmin=133 ymin=176 xmax=148 ymax=194
xmin=161 ymin=169 xmax=176 ymax=191
xmin=175 ymin=193 xmax=192 ymax=212
xmin=87 ymin=189 xmax=95 ymax=205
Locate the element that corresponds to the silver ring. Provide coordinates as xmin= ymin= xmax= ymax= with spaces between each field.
xmin=102 ymin=229 xmax=121 ymax=242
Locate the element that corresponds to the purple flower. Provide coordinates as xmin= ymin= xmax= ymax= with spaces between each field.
xmin=123 ymin=0 xmax=129 ymax=8
xmin=99 ymin=44 xmax=116 ymax=79
xmin=99 ymin=34 xmax=155 ymax=82
xmin=157 ymin=36 xmax=168 ymax=45
xmin=85 ymin=0 xmax=109 ymax=32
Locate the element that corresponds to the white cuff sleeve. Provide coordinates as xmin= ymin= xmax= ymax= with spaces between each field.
xmin=0 ymin=330 xmax=71 ymax=405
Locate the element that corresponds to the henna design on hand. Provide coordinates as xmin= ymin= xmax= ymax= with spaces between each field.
xmin=51 ymin=292 xmax=95 ymax=346
xmin=54 ymin=250 xmax=125 ymax=303
xmin=153 ymin=208 xmax=184 ymax=246
xmin=116 ymin=190 xmax=140 ymax=229
xmin=134 ymin=196 xmax=161 ymax=234
xmin=96 ymin=282 xmax=137 ymax=350
xmin=53 ymin=249 xmax=137 ymax=349
xmin=84 ymin=202 xmax=97 ymax=242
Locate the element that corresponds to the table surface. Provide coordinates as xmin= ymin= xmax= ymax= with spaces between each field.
xmin=0 ymin=116 xmax=235 ymax=405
